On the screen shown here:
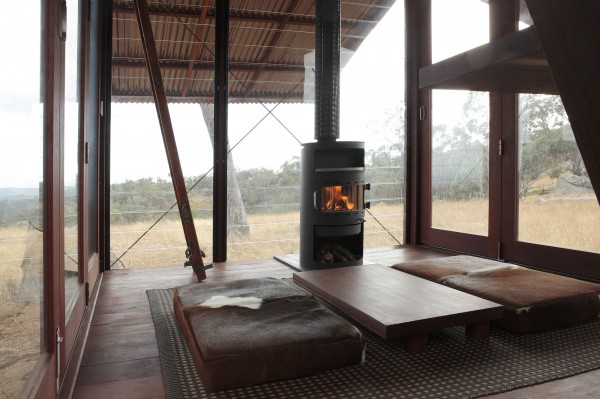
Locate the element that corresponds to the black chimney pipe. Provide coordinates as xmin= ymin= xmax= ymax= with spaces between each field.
xmin=314 ymin=0 xmax=341 ymax=141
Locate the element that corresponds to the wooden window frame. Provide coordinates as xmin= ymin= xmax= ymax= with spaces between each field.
xmin=407 ymin=0 xmax=600 ymax=281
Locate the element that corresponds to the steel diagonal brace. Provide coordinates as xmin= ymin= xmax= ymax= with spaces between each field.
xmin=133 ymin=0 xmax=211 ymax=280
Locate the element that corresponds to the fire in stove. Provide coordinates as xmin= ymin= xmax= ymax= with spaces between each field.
xmin=321 ymin=184 xmax=363 ymax=212
xmin=323 ymin=186 xmax=353 ymax=211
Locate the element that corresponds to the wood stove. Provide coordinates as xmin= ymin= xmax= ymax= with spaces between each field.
xmin=297 ymin=0 xmax=369 ymax=270
xmin=300 ymin=141 xmax=369 ymax=269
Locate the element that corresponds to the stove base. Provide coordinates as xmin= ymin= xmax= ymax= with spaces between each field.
xmin=274 ymin=253 xmax=373 ymax=272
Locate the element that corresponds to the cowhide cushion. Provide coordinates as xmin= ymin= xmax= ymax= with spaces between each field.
xmin=391 ymin=255 xmax=600 ymax=333
xmin=391 ymin=254 xmax=517 ymax=282
xmin=173 ymin=278 xmax=365 ymax=392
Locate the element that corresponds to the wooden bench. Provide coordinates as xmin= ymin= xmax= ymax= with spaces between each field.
xmin=173 ymin=278 xmax=365 ymax=392
xmin=391 ymin=255 xmax=600 ymax=333
xmin=293 ymin=264 xmax=503 ymax=352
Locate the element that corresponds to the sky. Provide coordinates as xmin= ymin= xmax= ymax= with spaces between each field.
xmin=0 ymin=2 xmax=43 ymax=189
xmin=0 ymin=0 xmax=491 ymax=188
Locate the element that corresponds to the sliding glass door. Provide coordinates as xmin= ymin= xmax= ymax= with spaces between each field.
xmin=0 ymin=2 xmax=47 ymax=396
xmin=416 ymin=0 xmax=600 ymax=280
xmin=0 ymin=0 xmax=96 ymax=396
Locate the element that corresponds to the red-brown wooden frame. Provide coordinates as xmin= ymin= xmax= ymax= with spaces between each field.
xmin=410 ymin=0 xmax=600 ymax=282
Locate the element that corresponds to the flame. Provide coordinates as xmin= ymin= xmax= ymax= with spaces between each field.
xmin=323 ymin=186 xmax=355 ymax=211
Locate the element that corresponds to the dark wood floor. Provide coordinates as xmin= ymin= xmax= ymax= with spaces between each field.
xmin=72 ymin=246 xmax=600 ymax=398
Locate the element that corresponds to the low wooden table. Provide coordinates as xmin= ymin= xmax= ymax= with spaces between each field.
xmin=293 ymin=264 xmax=503 ymax=352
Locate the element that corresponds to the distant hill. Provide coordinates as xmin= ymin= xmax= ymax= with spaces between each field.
xmin=0 ymin=187 xmax=40 ymax=199
xmin=0 ymin=188 xmax=41 ymax=226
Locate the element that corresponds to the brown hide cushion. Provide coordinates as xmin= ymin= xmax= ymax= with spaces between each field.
xmin=391 ymin=255 xmax=600 ymax=334
xmin=391 ymin=254 xmax=517 ymax=282
xmin=444 ymin=267 xmax=600 ymax=333
xmin=173 ymin=278 xmax=365 ymax=392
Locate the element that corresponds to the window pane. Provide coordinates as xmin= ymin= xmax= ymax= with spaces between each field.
xmin=64 ymin=0 xmax=80 ymax=310
xmin=110 ymin=1 xmax=403 ymax=266
xmin=224 ymin=0 xmax=405 ymax=261
xmin=110 ymin=4 xmax=215 ymax=269
xmin=341 ymin=1 xmax=405 ymax=248
xmin=431 ymin=90 xmax=489 ymax=236
xmin=518 ymin=94 xmax=600 ymax=253
xmin=432 ymin=0 xmax=489 ymax=63
xmin=0 ymin=1 xmax=44 ymax=396
xmin=519 ymin=0 xmax=533 ymax=30
xmin=226 ymin=0 xmax=315 ymax=261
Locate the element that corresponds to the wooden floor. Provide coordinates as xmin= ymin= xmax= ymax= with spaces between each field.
xmin=72 ymin=246 xmax=600 ymax=399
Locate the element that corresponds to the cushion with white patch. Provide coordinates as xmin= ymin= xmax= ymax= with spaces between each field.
xmin=391 ymin=255 xmax=600 ymax=334
xmin=390 ymin=254 xmax=517 ymax=281
xmin=173 ymin=278 xmax=365 ymax=392
xmin=442 ymin=266 xmax=600 ymax=333
xmin=175 ymin=277 xmax=310 ymax=312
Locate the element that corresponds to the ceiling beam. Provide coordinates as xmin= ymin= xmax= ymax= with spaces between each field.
xmin=111 ymin=92 xmax=305 ymax=103
xmin=526 ymin=0 xmax=600 ymax=202
xmin=112 ymin=3 xmax=375 ymax=30
xmin=111 ymin=58 xmax=305 ymax=73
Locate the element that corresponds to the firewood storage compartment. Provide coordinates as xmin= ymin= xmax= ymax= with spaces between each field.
xmin=300 ymin=140 xmax=369 ymax=269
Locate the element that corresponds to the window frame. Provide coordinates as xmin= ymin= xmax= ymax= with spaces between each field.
xmin=408 ymin=0 xmax=600 ymax=281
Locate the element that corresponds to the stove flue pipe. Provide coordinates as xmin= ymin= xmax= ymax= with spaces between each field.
xmin=314 ymin=0 xmax=341 ymax=141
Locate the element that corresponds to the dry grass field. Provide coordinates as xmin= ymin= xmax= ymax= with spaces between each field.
xmin=0 ymin=225 xmax=42 ymax=399
xmin=109 ymin=202 xmax=405 ymax=268
xmin=433 ymin=195 xmax=600 ymax=252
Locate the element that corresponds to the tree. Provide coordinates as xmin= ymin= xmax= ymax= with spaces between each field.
xmin=518 ymin=94 xmax=584 ymax=195
xmin=431 ymin=92 xmax=489 ymax=200
xmin=363 ymin=104 xmax=406 ymax=204
xmin=199 ymin=104 xmax=250 ymax=235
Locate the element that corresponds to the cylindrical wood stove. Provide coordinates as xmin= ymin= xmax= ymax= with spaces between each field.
xmin=300 ymin=141 xmax=369 ymax=269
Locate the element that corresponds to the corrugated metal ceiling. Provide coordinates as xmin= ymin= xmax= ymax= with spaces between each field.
xmin=111 ymin=0 xmax=397 ymax=103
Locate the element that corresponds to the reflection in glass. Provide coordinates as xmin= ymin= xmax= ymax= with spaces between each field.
xmin=518 ymin=94 xmax=600 ymax=253
xmin=64 ymin=0 xmax=80 ymax=310
xmin=431 ymin=90 xmax=489 ymax=235
xmin=0 ymin=1 xmax=44 ymax=396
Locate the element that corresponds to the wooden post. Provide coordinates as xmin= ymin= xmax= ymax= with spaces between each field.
xmin=133 ymin=0 xmax=208 ymax=280
xmin=213 ymin=0 xmax=229 ymax=262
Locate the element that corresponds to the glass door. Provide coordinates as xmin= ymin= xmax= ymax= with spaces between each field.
xmin=0 ymin=0 xmax=92 ymax=395
xmin=0 ymin=2 xmax=47 ymax=396
xmin=419 ymin=0 xmax=492 ymax=256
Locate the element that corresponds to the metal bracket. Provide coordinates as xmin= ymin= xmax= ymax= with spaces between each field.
xmin=56 ymin=327 xmax=64 ymax=392
xmin=59 ymin=1 xmax=67 ymax=41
